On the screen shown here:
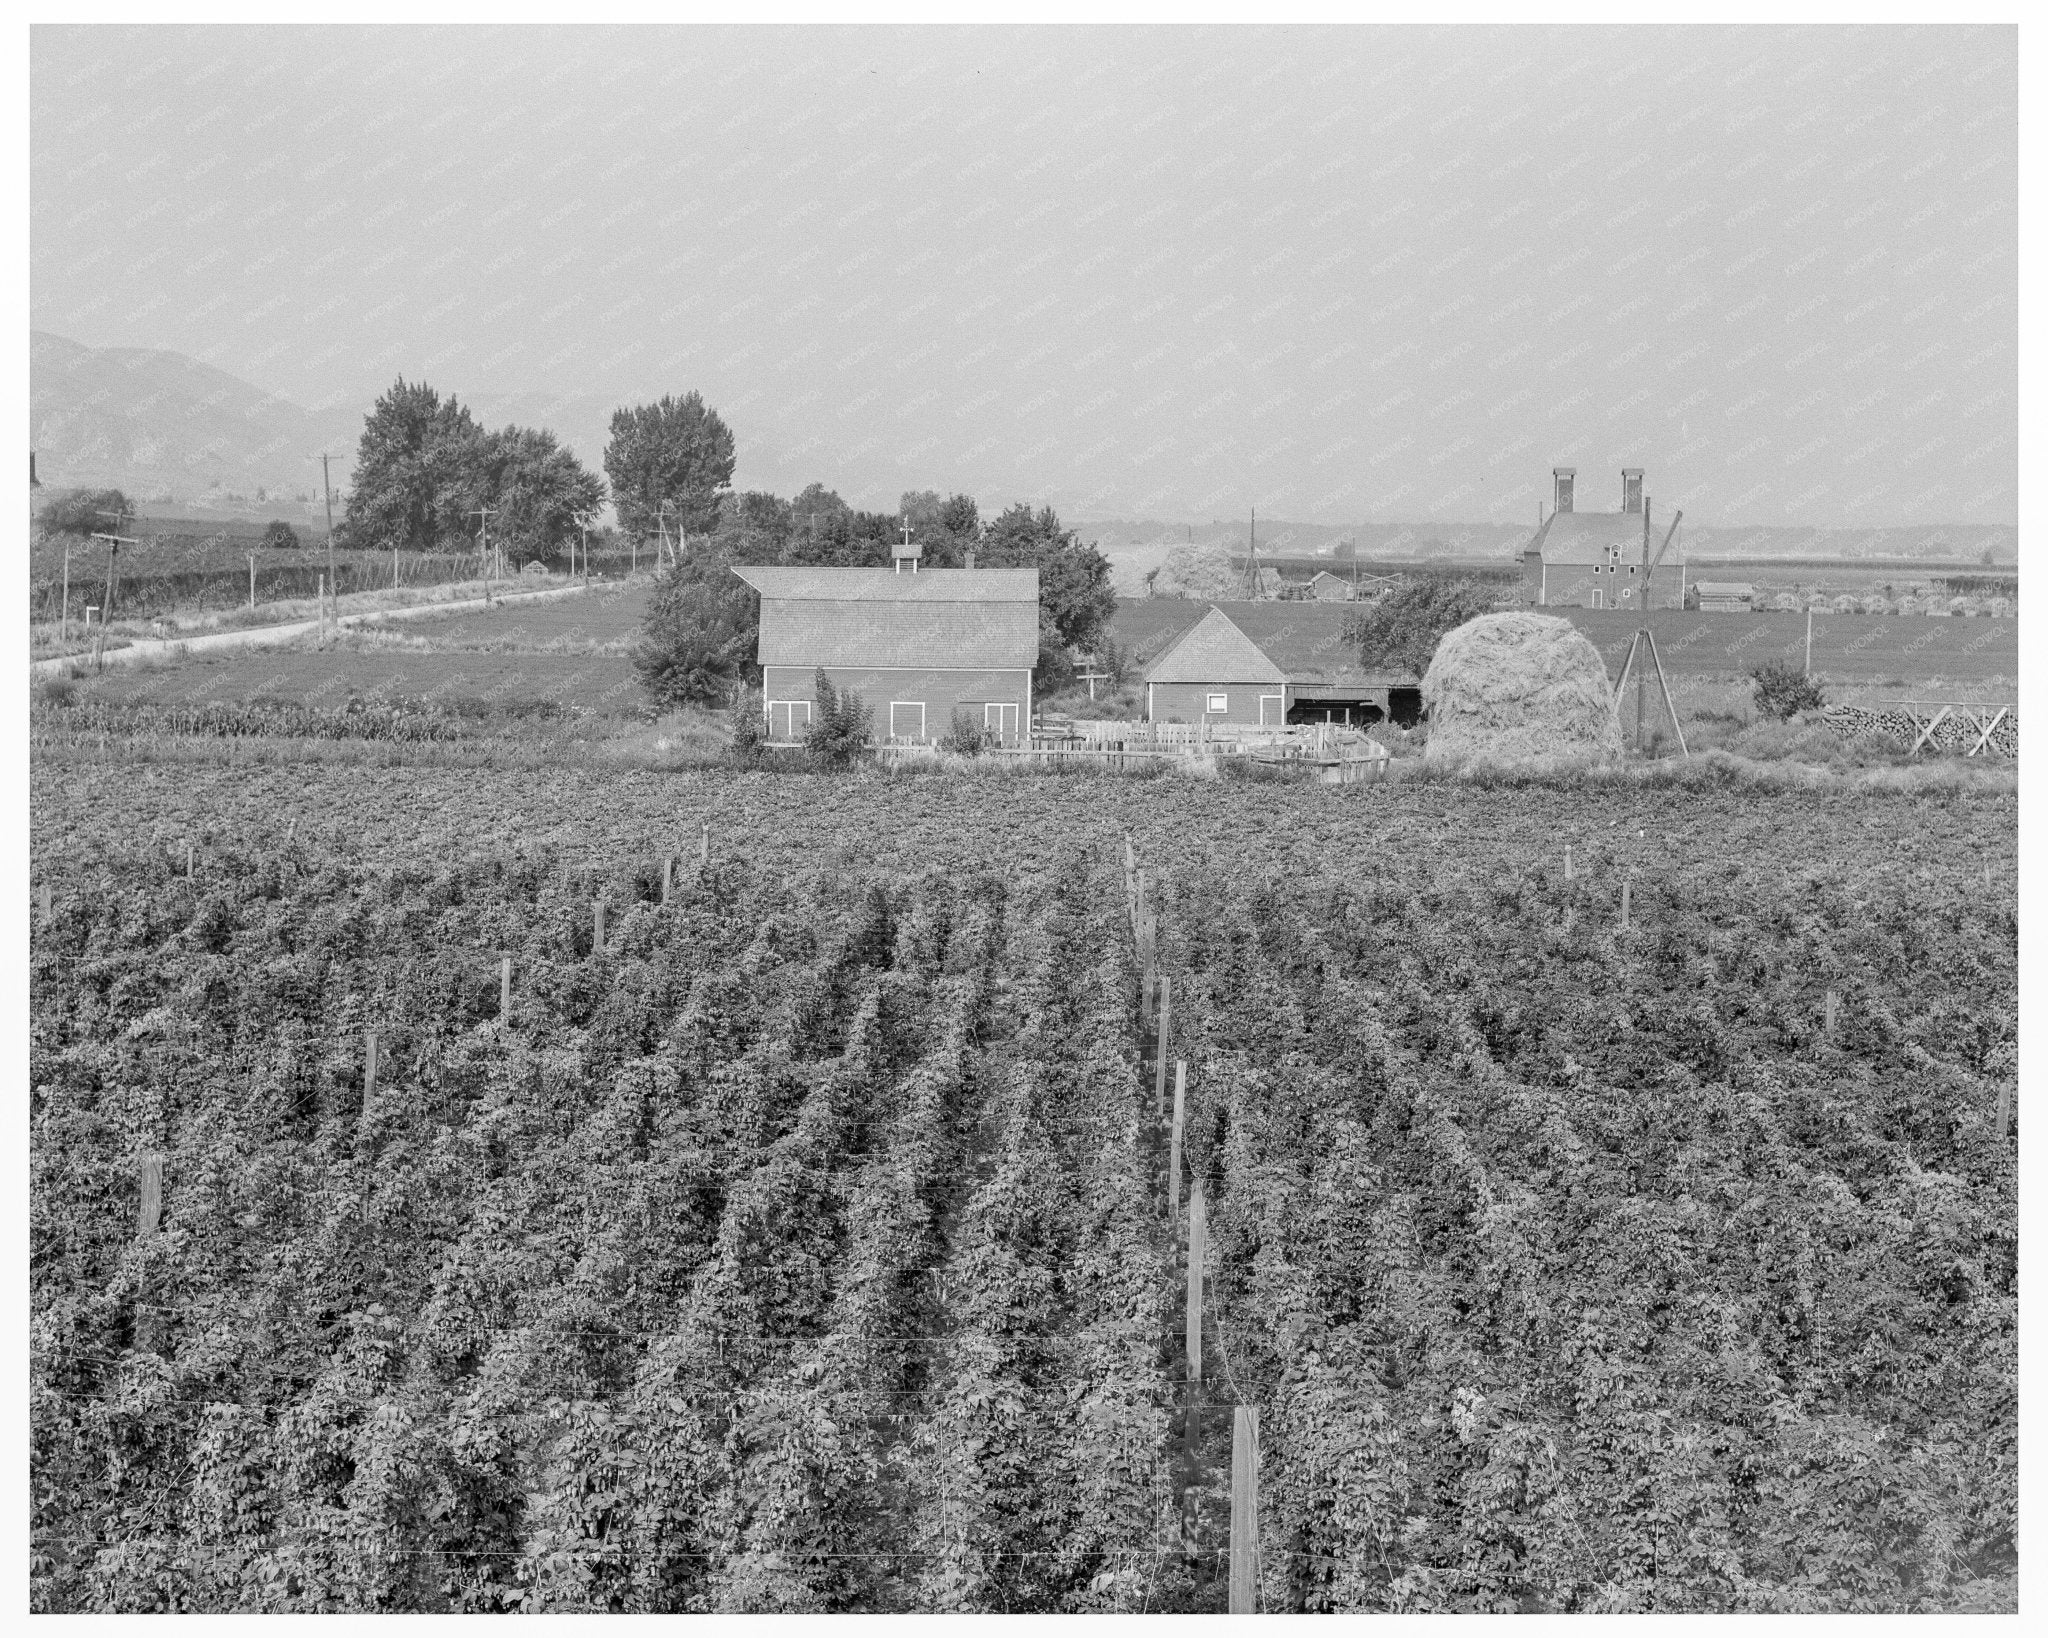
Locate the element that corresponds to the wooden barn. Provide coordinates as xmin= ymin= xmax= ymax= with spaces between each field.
xmin=734 ymin=548 xmax=1039 ymax=744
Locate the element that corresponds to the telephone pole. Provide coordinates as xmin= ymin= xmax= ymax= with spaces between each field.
xmin=470 ymin=507 xmax=497 ymax=603
xmin=90 ymin=525 xmax=139 ymax=622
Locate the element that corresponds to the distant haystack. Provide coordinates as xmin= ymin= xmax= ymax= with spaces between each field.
xmin=1422 ymin=612 xmax=1622 ymax=767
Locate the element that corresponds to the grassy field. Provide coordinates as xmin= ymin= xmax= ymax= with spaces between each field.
xmin=1108 ymin=600 xmax=2016 ymax=689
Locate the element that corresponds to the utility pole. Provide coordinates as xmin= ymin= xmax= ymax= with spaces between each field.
xmin=321 ymin=453 xmax=336 ymax=621
xmin=91 ymin=521 xmax=140 ymax=622
xmin=470 ymin=508 xmax=497 ymax=604
xmin=1636 ymin=499 xmax=1650 ymax=749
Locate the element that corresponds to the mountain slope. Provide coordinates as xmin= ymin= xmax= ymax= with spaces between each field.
xmin=31 ymin=331 xmax=359 ymax=509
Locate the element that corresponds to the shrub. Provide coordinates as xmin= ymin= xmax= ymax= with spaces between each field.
xmin=728 ymin=685 xmax=765 ymax=761
xmin=37 ymin=487 xmax=131 ymax=538
xmin=35 ymin=673 xmax=74 ymax=707
xmin=804 ymin=668 xmax=872 ymax=766
xmin=940 ymin=710 xmax=990 ymax=756
xmin=1752 ymin=659 xmax=1827 ymax=720
xmin=632 ymin=556 xmax=760 ymax=708
xmin=262 ymin=520 xmax=302 ymax=551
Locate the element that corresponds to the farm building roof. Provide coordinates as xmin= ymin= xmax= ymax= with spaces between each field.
xmin=732 ymin=566 xmax=1036 ymax=603
xmin=1144 ymin=608 xmax=1285 ymax=685
xmin=733 ymin=565 xmax=1041 ymax=670
xmin=1693 ymin=581 xmax=1754 ymax=597
xmin=1526 ymin=511 xmax=1655 ymax=565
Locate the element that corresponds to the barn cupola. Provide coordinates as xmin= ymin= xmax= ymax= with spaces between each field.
xmin=1622 ymin=468 xmax=1643 ymax=514
xmin=1552 ymin=467 xmax=1576 ymax=514
xmin=893 ymin=523 xmax=922 ymax=574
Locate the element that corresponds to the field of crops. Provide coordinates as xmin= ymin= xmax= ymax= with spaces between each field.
xmin=61 ymin=651 xmax=642 ymax=714
xmin=29 ymin=766 xmax=2017 ymax=1612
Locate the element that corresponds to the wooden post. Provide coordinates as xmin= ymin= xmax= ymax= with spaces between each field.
xmin=593 ymin=900 xmax=606 ymax=954
xmin=662 ymin=855 xmax=675 ymax=904
xmin=248 ymin=552 xmax=256 ymax=610
xmin=364 ymin=1028 xmax=380 ymax=1101
xmin=1564 ymin=844 xmax=1573 ymax=882
xmin=61 ymin=544 xmax=70 ymax=642
xmin=1230 ymin=1405 xmax=1260 ymax=1613
xmin=500 ymin=956 xmax=512 ymax=1017
xmin=1824 ymin=989 xmax=1839 ymax=1039
xmin=138 ymin=1153 xmax=162 ymax=1239
xmin=1620 ymin=879 xmax=1630 ymax=928
xmin=1154 ymin=976 xmax=1173 ymax=1119
xmin=1170 ymin=1063 xmax=1186 ymax=1222
xmin=699 ymin=822 xmax=709 ymax=868
xmin=1805 ymin=607 xmax=1814 ymax=676
xmin=1644 ymin=630 xmax=1690 ymax=759
xmin=185 ymin=841 xmax=194 ymax=880
xmin=1186 ymin=1177 xmax=1206 ymax=1384
xmin=1995 ymin=1080 xmax=2011 ymax=1145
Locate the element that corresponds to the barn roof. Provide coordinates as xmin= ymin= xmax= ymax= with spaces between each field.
xmin=734 ymin=565 xmax=1041 ymax=670
xmin=732 ymin=566 xmax=1036 ymax=603
xmin=1693 ymin=581 xmax=1754 ymax=597
xmin=1527 ymin=511 xmax=1654 ymax=565
xmin=1144 ymin=607 xmax=1287 ymax=685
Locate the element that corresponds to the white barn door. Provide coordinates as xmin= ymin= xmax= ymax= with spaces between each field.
xmin=890 ymin=701 xmax=926 ymax=742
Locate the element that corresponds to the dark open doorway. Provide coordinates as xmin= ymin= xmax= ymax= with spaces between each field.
xmin=1286 ymin=698 xmax=1384 ymax=726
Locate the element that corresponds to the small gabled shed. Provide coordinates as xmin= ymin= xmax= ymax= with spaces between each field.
xmin=1143 ymin=606 xmax=1290 ymax=726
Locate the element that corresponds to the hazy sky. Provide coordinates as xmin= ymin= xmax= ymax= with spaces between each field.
xmin=32 ymin=25 xmax=2016 ymax=527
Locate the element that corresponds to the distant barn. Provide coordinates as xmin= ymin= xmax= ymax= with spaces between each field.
xmin=1522 ymin=466 xmax=1672 ymax=610
xmin=734 ymin=546 xmax=1039 ymax=744
xmin=1689 ymin=581 xmax=1756 ymax=613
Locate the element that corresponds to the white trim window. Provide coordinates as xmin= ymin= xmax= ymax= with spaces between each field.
xmin=1258 ymin=694 xmax=1284 ymax=726
xmin=768 ymin=700 xmax=812 ymax=741
xmin=1206 ymin=692 xmax=1229 ymax=715
xmin=984 ymin=702 xmax=1019 ymax=744
xmin=889 ymin=701 xmax=927 ymax=742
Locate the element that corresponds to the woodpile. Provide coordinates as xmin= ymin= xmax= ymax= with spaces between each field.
xmin=1822 ymin=702 xmax=2016 ymax=757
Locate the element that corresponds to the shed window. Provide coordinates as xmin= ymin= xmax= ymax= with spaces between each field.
xmin=1206 ymin=692 xmax=1229 ymax=714
xmin=889 ymin=701 xmax=926 ymax=742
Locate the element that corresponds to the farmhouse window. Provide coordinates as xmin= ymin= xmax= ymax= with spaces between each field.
xmin=768 ymin=700 xmax=811 ymax=740
xmin=984 ymin=702 xmax=1020 ymax=744
xmin=1207 ymin=692 xmax=1229 ymax=714
xmin=889 ymin=701 xmax=927 ymax=742
xmin=1258 ymin=694 xmax=1284 ymax=726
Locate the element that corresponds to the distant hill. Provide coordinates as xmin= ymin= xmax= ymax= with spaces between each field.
xmin=31 ymin=331 xmax=360 ymax=514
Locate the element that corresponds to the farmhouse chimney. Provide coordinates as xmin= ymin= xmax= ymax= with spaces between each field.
xmin=1552 ymin=467 xmax=1576 ymax=514
xmin=1622 ymin=468 xmax=1643 ymax=514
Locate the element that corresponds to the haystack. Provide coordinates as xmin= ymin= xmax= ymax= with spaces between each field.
xmin=1422 ymin=612 xmax=1622 ymax=767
